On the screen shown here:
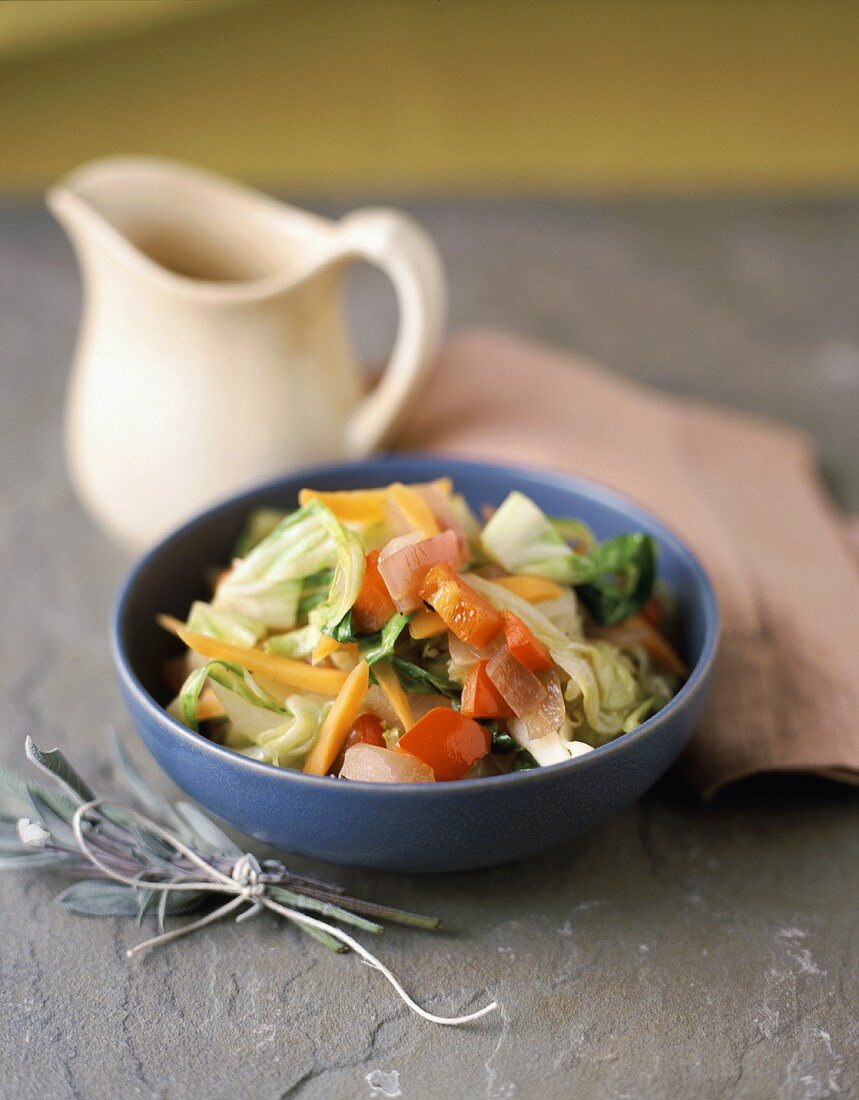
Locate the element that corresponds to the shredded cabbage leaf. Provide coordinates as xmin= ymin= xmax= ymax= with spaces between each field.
xmin=173 ymin=659 xmax=329 ymax=767
xmin=264 ymin=624 xmax=320 ymax=659
xmin=173 ymin=660 xmax=285 ymax=734
xmin=186 ymin=601 xmax=265 ymax=647
xmin=232 ymin=508 xmax=288 ymax=558
xmin=310 ymin=519 xmax=365 ymax=637
xmin=214 ymin=500 xmax=364 ymax=632
xmin=481 ymin=491 xmax=572 ymax=575
xmin=228 ymin=695 xmax=330 ymax=767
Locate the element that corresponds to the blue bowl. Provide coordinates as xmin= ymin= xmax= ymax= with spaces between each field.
xmin=112 ymin=455 xmax=719 ymax=873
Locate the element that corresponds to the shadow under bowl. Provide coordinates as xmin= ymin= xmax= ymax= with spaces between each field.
xmin=112 ymin=455 xmax=719 ymax=872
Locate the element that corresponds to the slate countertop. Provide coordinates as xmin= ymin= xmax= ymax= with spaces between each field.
xmin=1 ymin=198 xmax=857 ymax=1100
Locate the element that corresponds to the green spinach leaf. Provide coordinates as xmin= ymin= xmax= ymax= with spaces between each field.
xmin=359 ymin=613 xmax=411 ymax=665
xmin=574 ymin=533 xmax=656 ymax=626
xmin=389 ymin=656 xmax=460 ymax=698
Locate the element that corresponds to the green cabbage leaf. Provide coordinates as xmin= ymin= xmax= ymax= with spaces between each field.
xmin=172 ymin=659 xmax=329 ymax=767
xmin=480 ymin=491 xmax=656 ymax=625
xmin=214 ymin=501 xmax=364 ymax=632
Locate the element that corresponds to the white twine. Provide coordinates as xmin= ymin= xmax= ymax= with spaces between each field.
xmin=70 ymin=800 xmax=497 ymax=1027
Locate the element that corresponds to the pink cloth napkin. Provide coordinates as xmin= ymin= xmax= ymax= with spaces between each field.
xmin=394 ymin=330 xmax=859 ymax=797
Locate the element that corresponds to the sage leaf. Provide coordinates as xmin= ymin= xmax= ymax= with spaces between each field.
xmin=136 ymin=889 xmax=159 ymax=926
xmin=0 ymin=766 xmax=76 ymax=826
xmin=131 ymin=822 xmax=179 ymax=863
xmin=174 ymin=802 xmax=243 ymax=858
xmin=27 ymin=789 xmax=77 ymax=845
xmin=25 ymin=738 xmax=94 ymax=804
xmin=0 ymin=821 xmax=37 ymax=849
xmin=0 ymin=765 xmax=36 ymax=821
xmin=157 ymin=885 xmax=208 ymax=930
xmin=27 ymin=784 xmax=79 ymax=825
xmin=56 ymin=880 xmax=143 ymax=917
xmin=111 ymin=730 xmax=189 ymax=836
xmin=0 ymin=849 xmax=67 ymax=869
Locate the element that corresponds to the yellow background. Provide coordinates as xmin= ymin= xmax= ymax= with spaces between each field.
xmin=1 ymin=0 xmax=857 ymax=194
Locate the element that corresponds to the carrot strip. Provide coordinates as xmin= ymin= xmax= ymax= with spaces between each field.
xmin=492 ymin=575 xmax=565 ymax=602
xmin=298 ymin=479 xmax=454 ymax=527
xmin=388 ymin=483 xmax=441 ymax=538
xmin=373 ymin=659 xmax=414 ymax=730
xmin=590 ymin=614 xmax=688 ymax=678
xmin=157 ymin=615 xmax=348 ymax=695
xmin=298 ymin=488 xmax=388 ymax=524
xmin=303 ymin=661 xmax=370 ymax=775
xmin=311 ymin=634 xmax=341 ymax=665
xmin=409 ymin=608 xmax=447 ymax=639
xmin=632 ymin=617 xmax=688 ymax=677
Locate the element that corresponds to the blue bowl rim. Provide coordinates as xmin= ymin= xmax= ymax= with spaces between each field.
xmin=112 ymin=453 xmax=720 ymax=799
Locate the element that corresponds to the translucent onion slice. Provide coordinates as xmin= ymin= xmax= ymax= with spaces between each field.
xmin=339 ymin=743 xmax=435 ymax=783
xmin=447 ymin=632 xmax=480 ymax=671
xmin=485 ymin=646 xmax=547 ymax=716
xmin=377 ymin=529 xmax=465 ymax=613
xmin=408 ymin=693 xmax=455 ymax=722
xmin=518 ymin=670 xmax=565 ymax=741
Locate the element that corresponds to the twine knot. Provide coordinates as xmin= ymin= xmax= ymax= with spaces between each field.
xmin=230 ymin=854 xmax=265 ymax=897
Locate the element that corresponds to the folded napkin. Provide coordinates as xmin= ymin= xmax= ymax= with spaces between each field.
xmin=395 ymin=331 xmax=859 ymax=797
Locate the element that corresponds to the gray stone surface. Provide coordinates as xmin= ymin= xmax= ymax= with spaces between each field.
xmin=1 ymin=198 xmax=858 ymax=1100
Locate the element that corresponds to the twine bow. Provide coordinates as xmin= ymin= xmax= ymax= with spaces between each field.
xmin=71 ymin=799 xmax=497 ymax=1026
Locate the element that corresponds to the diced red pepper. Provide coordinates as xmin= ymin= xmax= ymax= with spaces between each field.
xmin=460 ymin=659 xmax=514 ymax=719
xmin=418 ymin=564 xmax=504 ymax=649
xmin=352 ymin=550 xmax=397 ymax=633
xmin=330 ymin=713 xmax=387 ymax=775
xmin=501 ymin=611 xmax=553 ymax=671
xmin=395 ymin=707 xmax=491 ymax=781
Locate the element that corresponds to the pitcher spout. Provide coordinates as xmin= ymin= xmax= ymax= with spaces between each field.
xmin=47 ymin=156 xmax=337 ymax=297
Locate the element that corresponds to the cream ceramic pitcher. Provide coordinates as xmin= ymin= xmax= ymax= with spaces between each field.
xmin=47 ymin=157 xmax=446 ymax=549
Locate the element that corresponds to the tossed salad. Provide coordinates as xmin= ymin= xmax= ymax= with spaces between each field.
xmin=159 ymin=479 xmax=686 ymax=783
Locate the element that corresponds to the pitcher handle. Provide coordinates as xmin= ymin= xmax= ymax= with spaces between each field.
xmin=334 ymin=208 xmax=447 ymax=456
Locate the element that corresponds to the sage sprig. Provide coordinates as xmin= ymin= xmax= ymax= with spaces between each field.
xmin=1 ymin=734 xmax=496 ymax=1027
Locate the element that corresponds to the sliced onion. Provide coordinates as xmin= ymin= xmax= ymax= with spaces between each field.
xmin=485 ymin=646 xmax=547 ymax=716
xmin=518 ymin=670 xmax=565 ymax=741
xmin=523 ymin=733 xmax=572 ymax=765
xmin=361 ymin=683 xmax=401 ymax=728
xmin=378 ymin=529 xmax=465 ymax=612
xmin=408 ymin=693 xmax=455 ymax=722
xmin=463 ymin=754 xmax=508 ymax=779
xmin=472 ymin=563 xmax=507 ymax=580
xmin=447 ymin=632 xmax=480 ymax=670
xmin=339 ymin=743 xmax=435 ymax=783
xmin=414 ymin=481 xmax=468 ymax=541
xmin=385 ymin=498 xmax=417 ymax=540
